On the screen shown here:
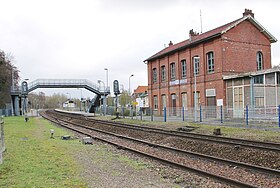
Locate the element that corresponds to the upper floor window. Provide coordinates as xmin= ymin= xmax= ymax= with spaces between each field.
xmin=193 ymin=56 xmax=200 ymax=75
xmin=152 ymin=68 xmax=157 ymax=83
xmin=257 ymin=51 xmax=263 ymax=71
xmin=254 ymin=75 xmax=264 ymax=84
xmin=207 ymin=52 xmax=214 ymax=73
xmin=161 ymin=66 xmax=166 ymax=82
xmin=181 ymin=59 xmax=187 ymax=78
xmin=170 ymin=62 xmax=176 ymax=80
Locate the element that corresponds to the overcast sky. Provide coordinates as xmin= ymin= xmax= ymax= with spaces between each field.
xmin=1 ymin=0 xmax=280 ymax=98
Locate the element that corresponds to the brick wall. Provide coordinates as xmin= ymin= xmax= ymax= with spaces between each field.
xmin=147 ymin=19 xmax=273 ymax=113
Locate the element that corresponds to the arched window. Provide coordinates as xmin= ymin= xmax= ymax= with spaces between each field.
xmin=193 ymin=56 xmax=200 ymax=75
xmin=207 ymin=52 xmax=214 ymax=73
xmin=256 ymin=52 xmax=263 ymax=71
xmin=161 ymin=66 xmax=166 ymax=81
xmin=181 ymin=59 xmax=187 ymax=78
xmin=152 ymin=68 xmax=157 ymax=83
xmin=170 ymin=62 xmax=176 ymax=80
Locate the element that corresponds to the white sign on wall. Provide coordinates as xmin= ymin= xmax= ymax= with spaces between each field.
xmin=217 ymin=99 xmax=223 ymax=106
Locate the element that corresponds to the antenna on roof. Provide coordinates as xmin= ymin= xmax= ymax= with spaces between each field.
xmin=200 ymin=9 xmax=203 ymax=34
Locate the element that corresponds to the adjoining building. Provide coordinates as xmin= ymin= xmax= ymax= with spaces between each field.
xmin=132 ymin=86 xmax=149 ymax=115
xmin=144 ymin=9 xmax=277 ymax=115
xmin=224 ymin=67 xmax=280 ymax=117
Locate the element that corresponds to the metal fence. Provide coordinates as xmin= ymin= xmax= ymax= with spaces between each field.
xmin=0 ymin=116 xmax=5 ymax=164
xmin=96 ymin=105 xmax=280 ymax=130
xmin=0 ymin=109 xmax=12 ymax=117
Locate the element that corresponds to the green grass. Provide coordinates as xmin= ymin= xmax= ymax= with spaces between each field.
xmin=0 ymin=117 xmax=86 ymax=188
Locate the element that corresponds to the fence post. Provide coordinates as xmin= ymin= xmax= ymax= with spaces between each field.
xmin=278 ymin=105 xmax=280 ymax=128
xmin=182 ymin=107 xmax=185 ymax=122
xmin=0 ymin=117 xmax=5 ymax=164
xmin=220 ymin=105 xmax=223 ymax=124
xmin=122 ymin=107 xmax=125 ymax=119
xmin=246 ymin=105 xmax=249 ymax=126
xmin=151 ymin=107 xmax=153 ymax=121
xmin=140 ymin=109 xmax=143 ymax=121
xmin=199 ymin=105 xmax=202 ymax=122
xmin=164 ymin=107 xmax=166 ymax=122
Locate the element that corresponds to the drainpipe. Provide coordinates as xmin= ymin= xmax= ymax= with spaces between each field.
xmin=249 ymin=75 xmax=254 ymax=109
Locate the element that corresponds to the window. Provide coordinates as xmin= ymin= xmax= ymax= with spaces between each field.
xmin=161 ymin=94 xmax=166 ymax=109
xmin=234 ymin=87 xmax=243 ymax=108
xmin=257 ymin=52 xmax=263 ymax=71
xmin=193 ymin=56 xmax=200 ymax=75
xmin=161 ymin=66 xmax=166 ymax=81
xmin=277 ymin=73 xmax=280 ymax=85
xmin=207 ymin=52 xmax=214 ymax=73
xmin=181 ymin=60 xmax=187 ymax=78
xmin=170 ymin=63 xmax=176 ymax=80
xmin=254 ymin=75 xmax=264 ymax=84
xmin=152 ymin=68 xmax=157 ymax=83
xmin=193 ymin=91 xmax=200 ymax=107
xmin=255 ymin=97 xmax=264 ymax=107
xmin=153 ymin=95 xmax=158 ymax=110
xmin=181 ymin=93 xmax=187 ymax=108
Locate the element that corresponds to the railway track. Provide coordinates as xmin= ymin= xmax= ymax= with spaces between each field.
xmin=54 ymin=109 xmax=280 ymax=152
xmin=92 ymin=118 xmax=280 ymax=152
xmin=41 ymin=110 xmax=280 ymax=188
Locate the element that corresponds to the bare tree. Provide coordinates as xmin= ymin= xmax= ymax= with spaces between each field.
xmin=0 ymin=50 xmax=19 ymax=108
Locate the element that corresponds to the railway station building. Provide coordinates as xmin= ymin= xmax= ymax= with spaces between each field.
xmin=144 ymin=9 xmax=277 ymax=115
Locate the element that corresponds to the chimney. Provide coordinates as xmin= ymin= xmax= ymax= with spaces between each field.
xmin=189 ymin=29 xmax=199 ymax=41
xmin=243 ymin=9 xmax=254 ymax=18
xmin=169 ymin=41 xmax=173 ymax=46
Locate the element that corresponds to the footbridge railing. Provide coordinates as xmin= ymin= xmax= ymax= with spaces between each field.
xmin=28 ymin=79 xmax=110 ymax=94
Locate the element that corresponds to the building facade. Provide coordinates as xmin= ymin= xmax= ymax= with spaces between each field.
xmin=144 ymin=9 xmax=277 ymax=115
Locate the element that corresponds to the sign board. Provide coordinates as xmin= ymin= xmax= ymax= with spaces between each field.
xmin=217 ymin=99 xmax=223 ymax=106
xmin=132 ymin=102 xmax=138 ymax=106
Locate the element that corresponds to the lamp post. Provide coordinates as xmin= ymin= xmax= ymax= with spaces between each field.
xmin=129 ymin=74 xmax=134 ymax=118
xmin=77 ymin=88 xmax=83 ymax=111
xmin=104 ymin=68 xmax=108 ymax=90
xmin=104 ymin=68 xmax=108 ymax=115
xmin=193 ymin=57 xmax=200 ymax=122
xmin=129 ymin=74 xmax=134 ymax=96
xmin=98 ymin=79 xmax=106 ymax=116
xmin=66 ymin=92 xmax=71 ymax=100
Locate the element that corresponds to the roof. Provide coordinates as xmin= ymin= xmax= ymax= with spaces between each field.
xmin=144 ymin=15 xmax=277 ymax=62
xmin=223 ymin=67 xmax=280 ymax=80
xmin=133 ymin=86 xmax=148 ymax=94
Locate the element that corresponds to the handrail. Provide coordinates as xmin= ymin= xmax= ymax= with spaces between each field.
xmin=27 ymin=79 xmax=110 ymax=94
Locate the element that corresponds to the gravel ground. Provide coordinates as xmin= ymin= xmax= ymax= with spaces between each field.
xmin=73 ymin=138 xmax=231 ymax=188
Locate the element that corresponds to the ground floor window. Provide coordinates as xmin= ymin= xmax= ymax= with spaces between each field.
xmin=255 ymin=97 xmax=264 ymax=107
xmin=153 ymin=95 xmax=158 ymax=110
xmin=181 ymin=92 xmax=187 ymax=108
xmin=193 ymin=91 xmax=200 ymax=107
xmin=161 ymin=94 xmax=166 ymax=109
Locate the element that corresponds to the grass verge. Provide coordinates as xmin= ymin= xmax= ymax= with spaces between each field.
xmin=0 ymin=116 xmax=86 ymax=188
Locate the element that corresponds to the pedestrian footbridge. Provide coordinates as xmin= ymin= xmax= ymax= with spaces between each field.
xmin=28 ymin=79 xmax=110 ymax=95
xmin=11 ymin=79 xmax=110 ymax=115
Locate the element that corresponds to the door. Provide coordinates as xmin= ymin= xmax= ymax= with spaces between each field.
xmin=206 ymin=96 xmax=216 ymax=118
xmin=233 ymin=87 xmax=244 ymax=118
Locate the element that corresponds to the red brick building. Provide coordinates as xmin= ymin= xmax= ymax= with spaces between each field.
xmin=144 ymin=9 xmax=277 ymax=115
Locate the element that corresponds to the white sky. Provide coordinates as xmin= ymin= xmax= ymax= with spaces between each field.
xmin=1 ymin=0 xmax=280 ymax=98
